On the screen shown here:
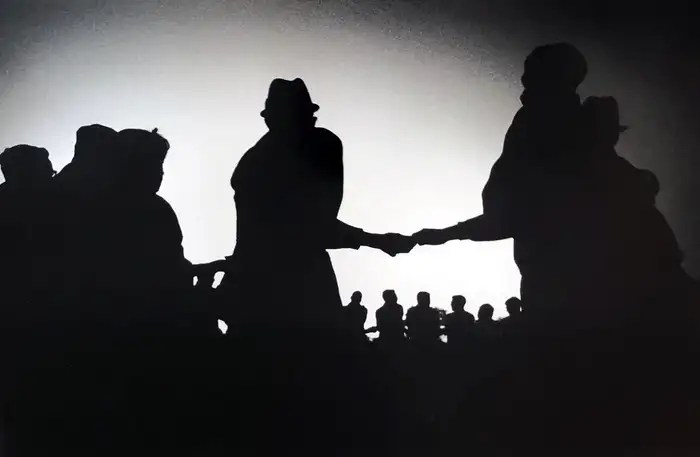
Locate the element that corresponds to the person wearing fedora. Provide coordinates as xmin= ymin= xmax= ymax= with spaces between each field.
xmin=210 ymin=77 xmax=414 ymax=332
xmin=202 ymin=77 xmax=414 ymax=452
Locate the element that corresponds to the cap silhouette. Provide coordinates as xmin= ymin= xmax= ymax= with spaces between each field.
xmin=260 ymin=78 xmax=320 ymax=118
xmin=74 ymin=124 xmax=118 ymax=161
xmin=118 ymin=128 xmax=170 ymax=162
xmin=0 ymin=144 xmax=55 ymax=178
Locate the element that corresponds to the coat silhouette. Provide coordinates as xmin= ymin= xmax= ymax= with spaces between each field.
xmin=219 ymin=78 xmax=374 ymax=332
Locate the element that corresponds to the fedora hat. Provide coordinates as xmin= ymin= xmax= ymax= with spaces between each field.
xmin=582 ymin=96 xmax=629 ymax=133
xmin=260 ymin=78 xmax=319 ymax=118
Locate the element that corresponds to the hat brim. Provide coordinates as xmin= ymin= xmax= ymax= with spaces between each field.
xmin=260 ymin=103 xmax=319 ymax=118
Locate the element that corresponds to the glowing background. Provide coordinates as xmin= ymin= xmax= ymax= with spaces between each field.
xmin=1 ymin=1 xmax=697 ymax=324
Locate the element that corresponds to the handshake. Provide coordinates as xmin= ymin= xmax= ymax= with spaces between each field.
xmin=371 ymin=228 xmax=452 ymax=257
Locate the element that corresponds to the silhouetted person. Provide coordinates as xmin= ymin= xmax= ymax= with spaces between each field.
xmin=575 ymin=96 xmax=684 ymax=310
xmin=405 ymin=291 xmax=441 ymax=345
xmin=206 ymin=79 xmax=415 ymax=452
xmin=442 ymin=295 xmax=475 ymax=346
xmin=375 ymin=289 xmax=405 ymax=345
xmin=52 ymin=125 xmax=122 ymax=306
xmin=0 ymin=144 xmax=63 ymax=454
xmin=0 ymin=144 xmax=56 ymax=348
xmin=343 ymin=291 xmax=368 ymax=342
xmin=92 ymin=128 xmax=217 ymax=453
xmin=413 ymin=43 xmax=588 ymax=319
xmin=498 ymin=297 xmax=524 ymax=337
xmin=108 ymin=128 xmax=193 ymax=297
xmin=0 ymin=144 xmax=56 ymax=311
xmin=474 ymin=304 xmax=500 ymax=342
xmin=209 ymin=78 xmax=414 ymax=334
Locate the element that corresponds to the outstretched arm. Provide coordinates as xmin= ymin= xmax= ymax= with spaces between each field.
xmin=316 ymin=130 xmax=414 ymax=255
xmin=330 ymin=221 xmax=415 ymax=256
xmin=413 ymin=213 xmax=513 ymax=246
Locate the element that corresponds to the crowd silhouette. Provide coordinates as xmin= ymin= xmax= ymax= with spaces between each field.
xmin=1 ymin=42 xmax=699 ymax=455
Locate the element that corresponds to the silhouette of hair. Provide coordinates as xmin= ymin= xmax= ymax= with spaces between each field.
xmin=382 ymin=289 xmax=398 ymax=303
xmin=351 ymin=291 xmax=362 ymax=301
xmin=451 ymin=295 xmax=467 ymax=308
xmin=417 ymin=291 xmax=430 ymax=305
xmin=505 ymin=297 xmax=522 ymax=315
xmin=522 ymin=42 xmax=587 ymax=91
xmin=478 ymin=304 xmax=494 ymax=320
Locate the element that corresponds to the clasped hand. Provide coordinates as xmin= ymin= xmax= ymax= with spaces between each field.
xmin=411 ymin=228 xmax=449 ymax=246
xmin=373 ymin=228 xmax=451 ymax=256
xmin=374 ymin=232 xmax=416 ymax=257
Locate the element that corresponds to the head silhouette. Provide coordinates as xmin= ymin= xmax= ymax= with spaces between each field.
xmin=261 ymin=78 xmax=319 ymax=133
xmin=417 ymin=291 xmax=431 ymax=308
xmin=118 ymin=128 xmax=170 ymax=195
xmin=382 ymin=289 xmax=398 ymax=305
xmin=521 ymin=43 xmax=587 ymax=94
xmin=74 ymin=124 xmax=119 ymax=164
xmin=505 ymin=297 xmax=522 ymax=316
xmin=478 ymin=304 xmax=494 ymax=322
xmin=351 ymin=291 xmax=362 ymax=304
xmin=581 ymin=96 xmax=628 ymax=147
xmin=0 ymin=145 xmax=55 ymax=188
xmin=451 ymin=295 xmax=467 ymax=312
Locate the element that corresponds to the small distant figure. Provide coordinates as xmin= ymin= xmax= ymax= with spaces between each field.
xmin=343 ymin=291 xmax=368 ymax=342
xmin=499 ymin=297 xmax=524 ymax=336
xmin=505 ymin=297 xmax=522 ymax=318
xmin=442 ymin=295 xmax=475 ymax=346
xmin=375 ymin=290 xmax=405 ymax=345
xmin=474 ymin=304 xmax=500 ymax=342
xmin=405 ymin=291 xmax=442 ymax=345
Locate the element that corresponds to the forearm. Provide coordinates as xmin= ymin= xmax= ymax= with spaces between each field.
xmin=328 ymin=221 xmax=383 ymax=250
xmin=423 ymin=214 xmax=511 ymax=244
xmin=456 ymin=214 xmax=512 ymax=241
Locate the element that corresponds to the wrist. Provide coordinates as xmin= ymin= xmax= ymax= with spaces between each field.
xmin=451 ymin=221 xmax=473 ymax=240
xmin=361 ymin=231 xmax=383 ymax=248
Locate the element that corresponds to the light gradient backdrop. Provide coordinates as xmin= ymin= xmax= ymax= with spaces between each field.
xmin=1 ymin=0 xmax=697 ymax=324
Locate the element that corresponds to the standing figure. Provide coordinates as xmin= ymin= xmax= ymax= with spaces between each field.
xmin=375 ymin=289 xmax=406 ymax=345
xmin=343 ymin=291 xmax=368 ymax=342
xmin=211 ymin=79 xmax=414 ymax=452
xmin=443 ymin=295 xmax=475 ymax=347
xmin=412 ymin=43 xmax=588 ymax=319
xmin=405 ymin=291 xmax=441 ymax=345
xmin=217 ymin=78 xmax=413 ymax=334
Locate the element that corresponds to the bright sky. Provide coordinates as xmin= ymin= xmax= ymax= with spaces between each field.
xmin=0 ymin=12 xmax=525 ymax=324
